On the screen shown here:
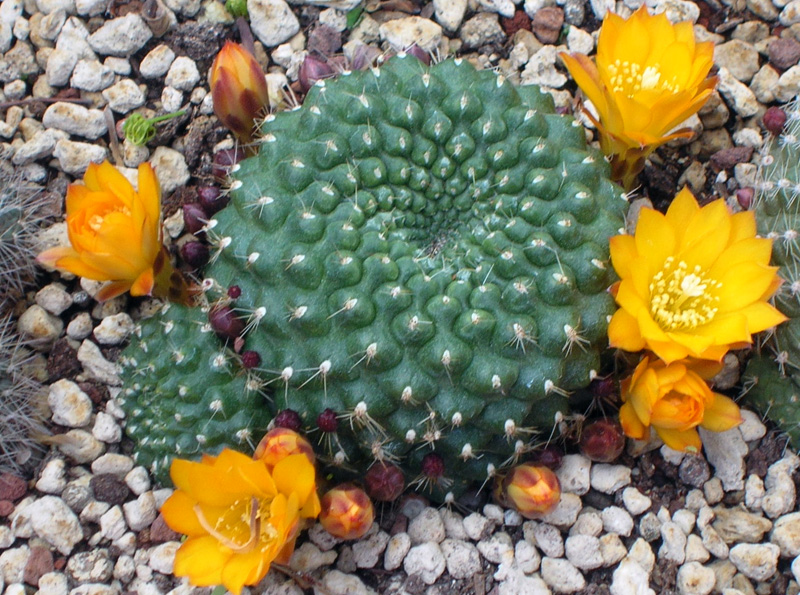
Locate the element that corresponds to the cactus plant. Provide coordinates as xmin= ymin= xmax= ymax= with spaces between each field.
xmin=0 ymin=168 xmax=48 ymax=299
xmin=743 ymin=96 xmax=800 ymax=446
xmin=119 ymin=55 xmax=629 ymax=494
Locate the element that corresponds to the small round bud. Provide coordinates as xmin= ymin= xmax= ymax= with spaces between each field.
xmin=182 ymin=203 xmax=207 ymax=235
xmin=365 ymin=463 xmax=405 ymax=502
xmin=736 ymin=187 xmax=754 ymax=210
xmin=208 ymin=305 xmax=244 ymax=341
xmin=502 ymin=464 xmax=561 ymax=518
xmin=531 ymin=445 xmax=563 ymax=470
xmin=227 ymin=285 xmax=242 ymax=299
xmin=212 ymin=147 xmax=245 ymax=179
xmin=240 ymin=350 xmax=261 ymax=369
xmin=253 ymin=426 xmax=315 ymax=469
xmin=180 ymin=241 xmax=209 ymax=268
xmin=197 ymin=186 xmax=229 ymax=215
xmin=273 ymin=409 xmax=302 ymax=431
xmin=319 ymin=483 xmax=374 ymax=540
xmin=763 ymin=106 xmax=787 ymax=136
xmin=421 ymin=453 xmax=445 ymax=479
xmin=298 ymin=55 xmax=335 ymax=93
xmin=317 ymin=408 xmax=339 ymax=433
xmin=579 ymin=418 xmax=625 ymax=463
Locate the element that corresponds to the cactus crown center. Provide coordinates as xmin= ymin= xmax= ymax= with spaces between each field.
xmin=649 ymin=257 xmax=721 ymax=330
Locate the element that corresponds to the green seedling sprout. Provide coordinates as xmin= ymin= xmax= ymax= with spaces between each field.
xmin=122 ymin=110 xmax=186 ymax=146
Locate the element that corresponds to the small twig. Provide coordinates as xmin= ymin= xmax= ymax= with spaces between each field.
xmin=0 ymin=97 xmax=93 ymax=109
xmin=104 ymin=107 xmax=124 ymax=167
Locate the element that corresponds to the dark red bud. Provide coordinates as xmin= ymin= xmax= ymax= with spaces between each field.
xmin=227 ymin=285 xmax=242 ymax=299
xmin=365 ymin=463 xmax=405 ymax=502
xmin=212 ymin=147 xmax=246 ymax=180
xmin=182 ymin=203 xmax=208 ymax=235
xmin=763 ymin=106 xmax=787 ymax=136
xmin=350 ymin=44 xmax=381 ymax=71
xmin=736 ymin=187 xmax=754 ymax=210
xmin=317 ymin=408 xmax=339 ymax=433
xmin=299 ymin=54 xmax=335 ymax=93
xmin=421 ymin=453 xmax=444 ymax=478
xmin=590 ymin=376 xmax=616 ymax=400
xmin=405 ymin=44 xmax=431 ymax=65
xmin=180 ymin=241 xmax=209 ymax=268
xmin=579 ymin=418 xmax=626 ymax=463
xmin=197 ymin=186 xmax=229 ymax=215
xmin=241 ymin=350 xmax=261 ymax=369
xmin=531 ymin=445 xmax=564 ymax=470
xmin=208 ymin=305 xmax=244 ymax=341
xmin=274 ymin=409 xmax=302 ymax=431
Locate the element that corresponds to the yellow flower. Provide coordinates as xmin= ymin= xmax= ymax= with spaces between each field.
xmin=210 ymin=41 xmax=270 ymax=144
xmin=619 ymin=356 xmax=743 ymax=452
xmin=608 ymin=188 xmax=786 ymax=363
xmin=560 ymin=7 xmax=717 ymax=189
xmin=37 ymin=161 xmax=189 ymax=303
xmin=161 ymin=449 xmax=321 ymax=595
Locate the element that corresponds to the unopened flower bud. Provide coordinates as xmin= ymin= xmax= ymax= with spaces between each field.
xmin=180 ymin=241 xmax=209 ymax=268
xmin=580 ymin=418 xmax=626 ymax=463
xmin=736 ymin=187 xmax=754 ymax=210
xmin=316 ymin=408 xmax=338 ymax=433
xmin=182 ymin=203 xmax=207 ymax=235
xmin=212 ymin=147 xmax=246 ymax=180
xmin=365 ymin=463 xmax=405 ymax=502
xmin=763 ymin=106 xmax=787 ymax=136
xmin=197 ymin=186 xmax=229 ymax=215
xmin=253 ymin=426 xmax=315 ymax=469
xmin=298 ymin=54 xmax=335 ymax=93
xmin=210 ymin=41 xmax=270 ymax=143
xmin=273 ymin=409 xmax=302 ymax=431
xmin=208 ymin=305 xmax=244 ymax=341
xmin=530 ymin=445 xmax=563 ymax=470
xmin=319 ymin=483 xmax=374 ymax=540
xmin=502 ymin=464 xmax=561 ymax=518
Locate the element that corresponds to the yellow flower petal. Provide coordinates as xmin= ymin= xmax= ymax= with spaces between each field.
xmin=273 ymin=454 xmax=316 ymax=505
xmin=700 ymin=393 xmax=743 ymax=432
xmin=173 ymin=536 xmax=229 ymax=587
xmin=608 ymin=309 xmax=646 ymax=352
xmin=655 ymin=426 xmax=702 ymax=452
xmin=619 ymin=401 xmax=648 ymax=440
xmin=161 ymin=491 xmax=207 ymax=537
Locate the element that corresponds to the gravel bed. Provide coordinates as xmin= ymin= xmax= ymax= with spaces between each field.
xmin=3 ymin=0 xmax=800 ymax=594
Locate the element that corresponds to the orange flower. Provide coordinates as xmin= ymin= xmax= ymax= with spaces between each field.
xmin=608 ymin=188 xmax=786 ymax=363
xmin=253 ymin=427 xmax=315 ymax=470
xmin=37 ymin=161 xmax=188 ymax=302
xmin=319 ymin=483 xmax=374 ymax=540
xmin=161 ymin=449 xmax=321 ymax=595
xmin=619 ymin=356 xmax=743 ymax=452
xmin=561 ymin=7 xmax=716 ymax=189
xmin=210 ymin=41 xmax=270 ymax=144
xmin=501 ymin=464 xmax=561 ymax=518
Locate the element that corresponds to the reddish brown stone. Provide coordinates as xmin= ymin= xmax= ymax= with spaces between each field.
xmin=0 ymin=500 xmax=14 ymax=516
xmin=24 ymin=547 xmax=54 ymax=586
xmin=149 ymin=514 xmax=180 ymax=543
xmin=501 ymin=11 xmax=532 ymax=37
xmin=532 ymin=7 xmax=564 ymax=45
xmin=0 ymin=473 xmax=27 ymax=501
xmin=769 ymin=37 xmax=800 ymax=71
xmin=709 ymin=146 xmax=754 ymax=172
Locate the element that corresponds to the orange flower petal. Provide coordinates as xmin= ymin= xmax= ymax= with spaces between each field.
xmin=173 ymin=536 xmax=229 ymax=587
xmin=161 ymin=491 xmax=206 ymax=537
xmin=619 ymin=400 xmax=648 ymax=440
xmin=608 ymin=309 xmax=647 ymax=352
xmin=655 ymin=426 xmax=702 ymax=453
xmin=700 ymin=393 xmax=743 ymax=433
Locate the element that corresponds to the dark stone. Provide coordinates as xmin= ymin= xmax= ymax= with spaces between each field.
xmin=679 ymin=455 xmax=711 ymax=488
xmin=532 ymin=7 xmax=564 ymax=45
xmin=308 ymin=24 xmax=342 ymax=57
xmin=90 ymin=474 xmax=131 ymax=505
xmin=769 ymin=37 xmax=800 ymax=70
xmin=0 ymin=472 xmax=27 ymax=501
xmin=78 ymin=381 xmax=108 ymax=405
xmin=46 ymin=338 xmax=82 ymax=382
xmin=24 ymin=546 xmax=54 ymax=586
xmin=149 ymin=514 xmax=180 ymax=543
xmin=390 ymin=513 xmax=408 ymax=536
xmin=709 ymin=146 xmax=754 ymax=172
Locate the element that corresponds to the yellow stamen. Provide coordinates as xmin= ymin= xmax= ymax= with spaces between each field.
xmin=649 ymin=257 xmax=721 ymax=330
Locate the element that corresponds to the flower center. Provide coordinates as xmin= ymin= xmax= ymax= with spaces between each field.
xmin=606 ymin=60 xmax=681 ymax=97
xmin=649 ymin=257 xmax=721 ymax=331
xmin=194 ymin=496 xmax=278 ymax=553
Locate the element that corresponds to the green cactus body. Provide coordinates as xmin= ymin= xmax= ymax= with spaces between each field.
xmin=120 ymin=56 xmax=628 ymax=493
xmin=744 ymin=96 xmax=800 ymax=446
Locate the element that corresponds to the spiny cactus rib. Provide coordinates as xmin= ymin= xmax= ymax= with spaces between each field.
xmin=744 ymin=95 xmax=800 ymax=447
xmin=120 ymin=56 xmax=628 ymax=494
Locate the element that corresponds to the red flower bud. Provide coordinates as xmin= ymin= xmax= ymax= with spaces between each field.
xmin=319 ymin=483 xmax=374 ymax=540
xmin=365 ymin=463 xmax=405 ymax=502
xmin=580 ymin=418 xmax=626 ymax=463
xmin=298 ymin=54 xmax=335 ymax=93
xmin=763 ymin=106 xmax=787 ymax=136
